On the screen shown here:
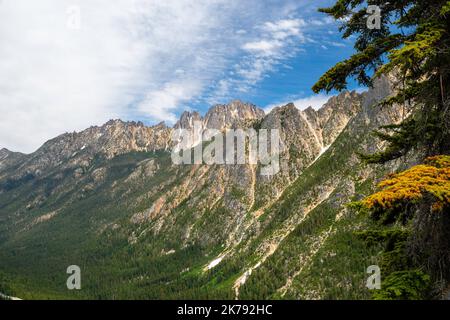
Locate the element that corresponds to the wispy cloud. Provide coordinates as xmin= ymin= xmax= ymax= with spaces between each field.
xmin=206 ymin=18 xmax=307 ymax=102
xmin=0 ymin=0 xmax=232 ymax=152
xmin=136 ymin=80 xmax=203 ymax=124
xmin=0 ymin=0 xmax=340 ymax=152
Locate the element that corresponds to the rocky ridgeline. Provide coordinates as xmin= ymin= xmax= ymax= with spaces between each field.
xmin=0 ymin=92 xmax=363 ymax=183
xmin=0 ymin=120 xmax=172 ymax=181
xmin=0 ymin=76 xmax=411 ymax=299
xmin=175 ymin=100 xmax=265 ymax=131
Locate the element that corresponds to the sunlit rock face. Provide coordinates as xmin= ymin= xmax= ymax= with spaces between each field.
xmin=0 ymin=76 xmax=410 ymax=300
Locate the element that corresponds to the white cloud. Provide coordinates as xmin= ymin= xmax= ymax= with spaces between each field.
xmin=309 ymin=17 xmax=334 ymax=26
xmin=207 ymin=13 xmax=339 ymax=104
xmin=264 ymin=94 xmax=333 ymax=113
xmin=137 ymin=80 xmax=203 ymax=124
xmin=0 ymin=0 xmax=137 ymax=152
xmin=242 ymin=40 xmax=282 ymax=55
xmin=328 ymin=41 xmax=347 ymax=47
xmin=205 ymin=17 xmax=307 ymax=103
xmin=0 ymin=0 xmax=234 ymax=152
xmin=262 ymin=19 xmax=305 ymax=40
xmin=241 ymin=18 xmax=306 ymax=58
xmin=293 ymin=94 xmax=333 ymax=110
xmin=0 ymin=0 xmax=337 ymax=153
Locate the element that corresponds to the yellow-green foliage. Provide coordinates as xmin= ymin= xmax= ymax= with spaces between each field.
xmin=361 ymin=155 xmax=450 ymax=213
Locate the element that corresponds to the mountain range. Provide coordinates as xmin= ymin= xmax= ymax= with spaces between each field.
xmin=0 ymin=75 xmax=417 ymax=299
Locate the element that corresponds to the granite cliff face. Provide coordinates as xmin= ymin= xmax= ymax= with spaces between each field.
xmin=174 ymin=101 xmax=264 ymax=132
xmin=204 ymin=100 xmax=265 ymax=130
xmin=1 ymin=94 xmax=359 ymax=189
xmin=305 ymin=90 xmax=362 ymax=146
xmin=0 ymin=77 xmax=407 ymax=299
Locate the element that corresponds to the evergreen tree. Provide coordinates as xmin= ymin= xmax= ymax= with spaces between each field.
xmin=313 ymin=0 xmax=450 ymax=161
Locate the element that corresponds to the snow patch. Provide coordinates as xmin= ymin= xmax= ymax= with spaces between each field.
xmin=163 ymin=249 xmax=176 ymax=255
xmin=0 ymin=292 xmax=21 ymax=300
xmin=311 ymin=144 xmax=331 ymax=165
xmin=205 ymin=256 xmax=224 ymax=270
xmin=233 ymin=261 xmax=263 ymax=298
xmin=318 ymin=145 xmax=330 ymax=157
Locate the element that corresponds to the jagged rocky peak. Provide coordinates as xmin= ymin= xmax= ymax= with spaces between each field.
xmin=263 ymin=102 xmax=322 ymax=154
xmin=2 ymin=89 xmax=365 ymax=182
xmin=100 ymin=119 xmax=167 ymax=131
xmin=174 ymin=110 xmax=202 ymax=129
xmin=0 ymin=147 xmax=24 ymax=158
xmin=174 ymin=100 xmax=265 ymax=131
xmin=104 ymin=119 xmax=125 ymax=126
xmin=204 ymin=100 xmax=265 ymax=130
xmin=261 ymin=90 xmax=363 ymax=169
xmin=0 ymin=148 xmax=17 ymax=168
xmin=253 ymin=102 xmax=324 ymax=205
xmin=8 ymin=119 xmax=173 ymax=178
xmin=262 ymin=102 xmax=308 ymax=136
xmin=0 ymin=148 xmax=26 ymax=175
xmin=153 ymin=121 xmax=168 ymax=130
xmin=269 ymin=102 xmax=297 ymax=114
xmin=296 ymin=91 xmax=363 ymax=147
xmin=303 ymin=106 xmax=316 ymax=117
xmin=102 ymin=119 xmax=149 ymax=130
xmin=316 ymin=90 xmax=362 ymax=146
xmin=0 ymin=148 xmax=11 ymax=159
xmin=318 ymin=90 xmax=361 ymax=121
xmin=90 ymin=119 xmax=172 ymax=156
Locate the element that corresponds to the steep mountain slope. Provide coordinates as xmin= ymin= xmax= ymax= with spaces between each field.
xmin=0 ymin=78 xmax=406 ymax=299
xmin=234 ymin=76 xmax=408 ymax=299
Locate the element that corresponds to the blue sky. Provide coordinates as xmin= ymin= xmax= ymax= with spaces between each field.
xmin=0 ymin=0 xmax=362 ymax=153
